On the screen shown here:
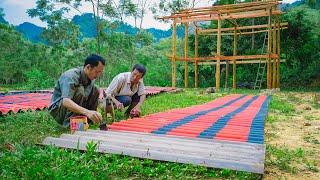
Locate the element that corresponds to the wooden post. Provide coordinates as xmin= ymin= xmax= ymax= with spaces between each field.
xmin=277 ymin=17 xmax=281 ymax=89
xmin=267 ymin=8 xmax=272 ymax=89
xmin=195 ymin=28 xmax=199 ymax=88
xmin=251 ymin=18 xmax=255 ymax=49
xmin=172 ymin=20 xmax=177 ymax=87
xmin=272 ymin=18 xmax=277 ymax=89
xmin=184 ymin=22 xmax=189 ymax=88
xmin=233 ymin=27 xmax=237 ymax=89
xmin=225 ymin=61 xmax=229 ymax=89
xmin=216 ymin=17 xmax=221 ymax=91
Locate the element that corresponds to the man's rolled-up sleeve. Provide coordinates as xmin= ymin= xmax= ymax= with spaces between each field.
xmin=106 ymin=75 xmax=122 ymax=97
xmin=59 ymin=75 xmax=77 ymax=99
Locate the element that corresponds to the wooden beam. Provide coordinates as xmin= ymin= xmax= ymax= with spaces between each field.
xmin=233 ymin=27 xmax=237 ymax=89
xmin=272 ymin=19 xmax=277 ymax=89
xmin=226 ymin=60 xmax=229 ymax=89
xmin=277 ymin=17 xmax=281 ymax=88
xmin=172 ymin=21 xmax=177 ymax=88
xmin=176 ymin=10 xmax=282 ymax=23
xmin=198 ymin=59 xmax=286 ymax=65
xmin=195 ymin=28 xmax=199 ymax=88
xmin=218 ymin=4 xmax=274 ymax=14
xmin=216 ymin=17 xmax=221 ymax=91
xmin=251 ymin=19 xmax=255 ymax=50
xmin=171 ymin=1 xmax=279 ymax=15
xmin=204 ymin=29 xmax=270 ymax=36
xmin=184 ymin=22 xmax=189 ymax=88
xmin=198 ymin=23 xmax=288 ymax=34
xmin=267 ymin=8 xmax=272 ymax=89
xmin=167 ymin=54 xmax=279 ymax=61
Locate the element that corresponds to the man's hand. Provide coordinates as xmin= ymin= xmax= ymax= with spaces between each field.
xmin=85 ymin=110 xmax=103 ymax=124
xmin=130 ymin=106 xmax=141 ymax=117
xmin=114 ymin=100 xmax=124 ymax=110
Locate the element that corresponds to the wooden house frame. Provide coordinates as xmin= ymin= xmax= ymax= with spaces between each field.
xmin=159 ymin=1 xmax=287 ymax=90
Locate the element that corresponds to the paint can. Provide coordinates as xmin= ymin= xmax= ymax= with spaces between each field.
xmin=70 ymin=115 xmax=89 ymax=134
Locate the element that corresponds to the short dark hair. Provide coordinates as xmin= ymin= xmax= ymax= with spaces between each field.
xmin=84 ymin=54 xmax=105 ymax=67
xmin=132 ymin=64 xmax=146 ymax=77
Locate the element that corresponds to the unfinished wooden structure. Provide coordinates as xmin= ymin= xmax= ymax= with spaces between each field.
xmin=159 ymin=1 xmax=287 ymax=90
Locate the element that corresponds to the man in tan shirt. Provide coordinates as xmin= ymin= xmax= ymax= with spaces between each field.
xmin=105 ymin=64 xmax=146 ymax=117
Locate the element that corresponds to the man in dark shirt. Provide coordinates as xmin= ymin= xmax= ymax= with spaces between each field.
xmin=48 ymin=54 xmax=105 ymax=127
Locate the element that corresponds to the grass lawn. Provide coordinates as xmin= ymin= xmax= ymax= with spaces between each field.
xmin=0 ymin=89 xmax=319 ymax=179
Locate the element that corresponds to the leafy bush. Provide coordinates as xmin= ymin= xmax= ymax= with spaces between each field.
xmin=25 ymin=68 xmax=54 ymax=89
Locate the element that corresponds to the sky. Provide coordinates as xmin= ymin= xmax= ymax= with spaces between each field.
xmin=0 ymin=0 xmax=297 ymax=30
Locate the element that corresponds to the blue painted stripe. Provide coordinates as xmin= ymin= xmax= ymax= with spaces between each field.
xmin=198 ymin=96 xmax=259 ymax=139
xmin=152 ymin=95 xmax=247 ymax=134
xmin=247 ymin=96 xmax=271 ymax=144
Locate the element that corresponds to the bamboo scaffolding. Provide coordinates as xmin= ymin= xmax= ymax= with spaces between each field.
xmin=160 ymin=1 xmax=285 ymax=90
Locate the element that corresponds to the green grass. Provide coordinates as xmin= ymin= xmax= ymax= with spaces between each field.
xmin=266 ymin=145 xmax=305 ymax=173
xmin=268 ymin=96 xmax=295 ymax=115
xmin=266 ymin=95 xmax=296 ymax=124
xmin=303 ymin=135 xmax=320 ymax=145
xmin=0 ymin=89 xmax=262 ymax=179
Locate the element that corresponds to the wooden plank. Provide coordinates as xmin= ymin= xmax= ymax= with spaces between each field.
xmin=179 ymin=1 xmax=278 ymax=12
xmin=167 ymin=54 xmax=279 ymax=62
xmin=163 ymin=1 xmax=279 ymax=17
xmin=177 ymin=10 xmax=282 ymax=23
xmin=43 ymin=136 xmax=265 ymax=174
xmin=60 ymin=134 xmax=264 ymax=163
xmin=204 ymin=31 xmax=268 ymax=36
xmin=198 ymin=59 xmax=285 ymax=65
xmin=86 ymin=130 xmax=265 ymax=149
xmin=73 ymin=131 xmax=264 ymax=153
xmin=198 ymin=23 xmax=288 ymax=34
xmin=69 ymin=132 xmax=264 ymax=154
xmin=218 ymin=4 xmax=273 ymax=14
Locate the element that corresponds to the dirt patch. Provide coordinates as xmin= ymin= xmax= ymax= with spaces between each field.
xmin=264 ymin=92 xmax=320 ymax=179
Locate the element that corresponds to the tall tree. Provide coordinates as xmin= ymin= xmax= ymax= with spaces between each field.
xmin=0 ymin=8 xmax=8 ymax=24
xmin=27 ymin=0 xmax=81 ymax=48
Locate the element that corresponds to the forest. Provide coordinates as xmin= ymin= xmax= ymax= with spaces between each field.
xmin=0 ymin=0 xmax=319 ymax=91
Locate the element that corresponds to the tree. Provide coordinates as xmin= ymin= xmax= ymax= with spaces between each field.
xmin=151 ymin=0 xmax=189 ymax=17
xmin=281 ymin=5 xmax=320 ymax=86
xmin=305 ymin=0 xmax=320 ymax=9
xmin=27 ymin=0 xmax=81 ymax=48
xmin=0 ymin=8 xmax=8 ymax=24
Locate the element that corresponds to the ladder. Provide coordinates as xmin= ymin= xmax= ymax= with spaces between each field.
xmin=254 ymin=33 xmax=268 ymax=90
